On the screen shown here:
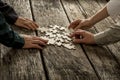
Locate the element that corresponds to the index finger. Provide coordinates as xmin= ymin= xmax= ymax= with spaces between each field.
xmin=70 ymin=29 xmax=84 ymax=38
xmin=39 ymin=38 xmax=48 ymax=43
xmin=26 ymin=18 xmax=39 ymax=28
xmin=68 ymin=20 xmax=81 ymax=29
xmin=33 ymin=36 xmax=48 ymax=43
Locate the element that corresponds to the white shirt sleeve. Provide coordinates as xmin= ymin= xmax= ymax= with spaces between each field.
xmin=107 ymin=0 xmax=120 ymax=19
xmin=94 ymin=24 xmax=120 ymax=45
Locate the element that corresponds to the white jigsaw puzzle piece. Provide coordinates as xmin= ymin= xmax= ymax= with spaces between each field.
xmin=55 ymin=41 xmax=62 ymax=46
xmin=46 ymin=32 xmax=53 ymax=36
xmin=60 ymin=27 xmax=66 ymax=31
xmin=41 ymin=36 xmax=50 ymax=40
xmin=52 ymin=30 xmax=58 ymax=34
xmin=54 ymin=25 xmax=60 ymax=29
xmin=62 ymin=43 xmax=74 ymax=49
xmin=49 ymin=25 xmax=53 ymax=28
xmin=37 ymin=27 xmax=48 ymax=33
xmin=59 ymin=38 xmax=64 ymax=43
xmin=48 ymin=39 xmax=56 ymax=45
xmin=56 ymin=34 xmax=62 ymax=38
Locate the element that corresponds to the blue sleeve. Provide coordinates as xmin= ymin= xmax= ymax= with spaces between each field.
xmin=0 ymin=12 xmax=24 ymax=48
xmin=0 ymin=0 xmax=18 ymax=24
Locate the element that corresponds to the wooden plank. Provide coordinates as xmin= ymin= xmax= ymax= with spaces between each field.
xmin=75 ymin=0 xmax=120 ymax=80
xmin=31 ymin=0 xmax=99 ymax=80
xmin=0 ymin=0 xmax=46 ymax=80
xmin=96 ymin=0 xmax=120 ymax=65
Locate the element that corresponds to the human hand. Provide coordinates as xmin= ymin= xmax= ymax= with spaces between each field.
xmin=15 ymin=17 xmax=39 ymax=30
xmin=70 ymin=29 xmax=95 ymax=44
xmin=68 ymin=19 xmax=94 ymax=30
xmin=21 ymin=35 xmax=48 ymax=49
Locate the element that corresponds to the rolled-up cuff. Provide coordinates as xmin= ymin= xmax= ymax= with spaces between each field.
xmin=94 ymin=31 xmax=109 ymax=45
xmin=94 ymin=25 xmax=120 ymax=45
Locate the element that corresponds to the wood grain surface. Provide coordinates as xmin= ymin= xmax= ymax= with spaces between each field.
xmin=0 ymin=0 xmax=120 ymax=80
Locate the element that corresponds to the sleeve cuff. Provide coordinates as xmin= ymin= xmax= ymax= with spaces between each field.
xmin=94 ymin=31 xmax=107 ymax=45
xmin=94 ymin=25 xmax=120 ymax=45
xmin=0 ymin=31 xmax=25 ymax=49
xmin=12 ymin=32 xmax=25 ymax=48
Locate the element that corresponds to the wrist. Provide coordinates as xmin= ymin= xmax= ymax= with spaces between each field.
xmin=88 ymin=17 xmax=96 ymax=26
xmin=15 ymin=17 xmax=24 ymax=25
xmin=14 ymin=17 xmax=20 ymax=25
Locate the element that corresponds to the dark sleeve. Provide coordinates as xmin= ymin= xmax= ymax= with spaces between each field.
xmin=0 ymin=12 xmax=24 ymax=48
xmin=0 ymin=0 xmax=18 ymax=25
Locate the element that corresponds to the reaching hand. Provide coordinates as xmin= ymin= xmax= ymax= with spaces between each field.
xmin=68 ymin=19 xmax=94 ymax=30
xmin=70 ymin=29 xmax=95 ymax=44
xmin=21 ymin=35 xmax=48 ymax=49
xmin=15 ymin=17 xmax=39 ymax=30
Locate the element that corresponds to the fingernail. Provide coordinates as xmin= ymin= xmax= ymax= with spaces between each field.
xmin=74 ymin=29 xmax=77 ymax=31
xmin=68 ymin=35 xmax=71 ymax=37
xmin=69 ymin=35 xmax=72 ymax=38
xmin=73 ymin=39 xmax=76 ymax=43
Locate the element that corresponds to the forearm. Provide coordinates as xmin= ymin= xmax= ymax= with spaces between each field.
xmin=94 ymin=24 xmax=120 ymax=45
xmin=89 ymin=6 xmax=109 ymax=25
xmin=89 ymin=0 xmax=120 ymax=24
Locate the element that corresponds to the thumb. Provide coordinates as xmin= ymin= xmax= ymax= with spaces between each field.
xmin=68 ymin=19 xmax=81 ymax=29
xmin=74 ymin=22 xmax=84 ymax=30
xmin=70 ymin=29 xmax=85 ymax=38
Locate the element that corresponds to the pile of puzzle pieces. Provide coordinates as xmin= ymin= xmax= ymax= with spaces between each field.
xmin=37 ymin=25 xmax=75 ymax=50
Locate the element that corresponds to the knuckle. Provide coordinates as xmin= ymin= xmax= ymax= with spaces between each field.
xmin=81 ymin=30 xmax=85 ymax=33
xmin=32 ymin=36 xmax=36 ymax=39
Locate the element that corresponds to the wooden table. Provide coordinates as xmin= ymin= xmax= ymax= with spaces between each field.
xmin=1 ymin=0 xmax=120 ymax=80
